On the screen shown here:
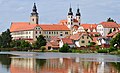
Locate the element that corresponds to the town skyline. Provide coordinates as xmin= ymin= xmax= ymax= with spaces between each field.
xmin=0 ymin=0 xmax=120 ymax=32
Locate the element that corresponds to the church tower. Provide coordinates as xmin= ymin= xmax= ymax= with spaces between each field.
xmin=76 ymin=8 xmax=81 ymax=25
xmin=30 ymin=3 xmax=39 ymax=24
xmin=67 ymin=5 xmax=73 ymax=29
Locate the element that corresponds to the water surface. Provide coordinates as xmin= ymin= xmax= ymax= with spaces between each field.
xmin=0 ymin=52 xmax=120 ymax=73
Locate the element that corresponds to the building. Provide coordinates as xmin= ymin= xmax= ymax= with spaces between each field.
xmin=10 ymin=3 xmax=82 ymax=42
xmin=78 ymin=24 xmax=97 ymax=32
xmin=70 ymin=32 xmax=92 ymax=47
xmin=97 ymin=22 xmax=119 ymax=36
xmin=59 ymin=38 xmax=75 ymax=48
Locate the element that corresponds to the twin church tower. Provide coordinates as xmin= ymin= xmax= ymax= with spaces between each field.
xmin=30 ymin=3 xmax=81 ymax=29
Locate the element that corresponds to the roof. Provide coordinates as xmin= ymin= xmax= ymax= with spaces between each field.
xmin=80 ymin=24 xmax=97 ymax=30
xmin=39 ymin=24 xmax=70 ymax=31
xmin=107 ymin=30 xmax=120 ymax=37
xmin=73 ymin=19 xmax=78 ymax=23
xmin=72 ymin=25 xmax=79 ymax=30
xmin=99 ymin=22 xmax=118 ymax=28
xmin=61 ymin=38 xmax=74 ymax=45
xmin=10 ymin=22 xmax=37 ymax=32
xmin=118 ymin=24 xmax=120 ymax=28
xmin=10 ymin=22 xmax=70 ymax=32
xmin=70 ymin=32 xmax=87 ymax=40
xmin=59 ymin=20 xmax=67 ymax=25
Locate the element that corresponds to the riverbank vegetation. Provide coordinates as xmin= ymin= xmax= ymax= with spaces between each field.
xmin=0 ymin=29 xmax=120 ymax=54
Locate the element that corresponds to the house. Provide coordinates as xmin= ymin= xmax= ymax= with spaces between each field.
xmin=107 ymin=30 xmax=120 ymax=38
xmin=97 ymin=22 xmax=119 ymax=36
xmin=97 ymin=37 xmax=110 ymax=48
xmin=78 ymin=24 xmax=97 ymax=32
xmin=59 ymin=38 xmax=75 ymax=48
xmin=70 ymin=32 xmax=92 ymax=47
xmin=46 ymin=36 xmax=60 ymax=50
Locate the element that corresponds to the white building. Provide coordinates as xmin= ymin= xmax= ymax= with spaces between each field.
xmin=97 ymin=22 xmax=118 ymax=36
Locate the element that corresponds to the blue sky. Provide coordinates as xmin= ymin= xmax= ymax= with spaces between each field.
xmin=0 ymin=0 xmax=120 ymax=32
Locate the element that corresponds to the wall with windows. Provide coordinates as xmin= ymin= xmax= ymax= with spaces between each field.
xmin=11 ymin=30 xmax=34 ymax=40
xmin=33 ymin=26 xmax=43 ymax=41
xmin=43 ymin=30 xmax=70 ymax=40
xmin=97 ymin=25 xmax=104 ymax=36
xmin=78 ymin=35 xmax=92 ymax=47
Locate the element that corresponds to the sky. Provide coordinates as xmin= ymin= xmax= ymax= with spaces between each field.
xmin=0 ymin=0 xmax=120 ymax=32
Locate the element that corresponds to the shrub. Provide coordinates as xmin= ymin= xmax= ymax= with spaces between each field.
xmin=40 ymin=46 xmax=46 ymax=52
xmin=97 ymin=49 xmax=108 ymax=53
xmin=59 ymin=44 xmax=70 ymax=53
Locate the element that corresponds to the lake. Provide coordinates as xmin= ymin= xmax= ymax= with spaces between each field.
xmin=0 ymin=52 xmax=120 ymax=73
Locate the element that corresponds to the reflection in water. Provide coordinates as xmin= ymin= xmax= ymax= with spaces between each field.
xmin=9 ymin=57 xmax=119 ymax=73
xmin=0 ymin=54 xmax=120 ymax=73
xmin=0 ymin=54 xmax=11 ymax=69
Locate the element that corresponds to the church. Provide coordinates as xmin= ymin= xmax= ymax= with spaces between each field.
xmin=10 ymin=3 xmax=81 ymax=43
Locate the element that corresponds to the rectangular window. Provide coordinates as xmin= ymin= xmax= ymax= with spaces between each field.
xmin=87 ymin=36 xmax=89 ymax=39
xmin=57 ymin=32 xmax=58 ymax=34
xmin=65 ymin=32 xmax=68 ymax=34
xmin=82 ymin=36 xmax=84 ymax=39
xmin=36 ymin=36 xmax=37 ymax=38
xmin=26 ymin=31 xmax=28 ymax=34
xmin=81 ymin=40 xmax=85 ymax=43
xmin=29 ymin=32 xmax=31 ymax=34
xmin=49 ymin=32 xmax=51 ymax=34
xmin=88 ymin=41 xmax=90 ymax=43
xmin=36 ymin=31 xmax=37 ymax=34
xmin=39 ymin=31 xmax=41 ymax=34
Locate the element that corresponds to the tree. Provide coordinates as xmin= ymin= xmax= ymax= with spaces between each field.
xmin=10 ymin=40 xmax=32 ymax=51
xmin=107 ymin=18 xmax=115 ymax=22
xmin=0 ymin=36 xmax=2 ymax=48
xmin=34 ymin=35 xmax=46 ymax=49
xmin=0 ymin=29 xmax=12 ymax=48
xmin=110 ymin=33 xmax=120 ymax=49
xmin=59 ymin=44 xmax=70 ymax=53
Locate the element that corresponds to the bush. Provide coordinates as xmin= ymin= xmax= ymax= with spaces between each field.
xmin=97 ymin=49 xmax=108 ymax=53
xmin=59 ymin=44 xmax=70 ymax=53
xmin=95 ymin=45 xmax=100 ymax=49
xmin=40 ymin=46 xmax=46 ymax=52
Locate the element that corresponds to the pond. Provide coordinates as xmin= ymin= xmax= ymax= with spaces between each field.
xmin=0 ymin=52 xmax=120 ymax=73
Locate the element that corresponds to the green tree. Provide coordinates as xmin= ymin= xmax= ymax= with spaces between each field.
xmin=107 ymin=18 xmax=115 ymax=22
xmin=10 ymin=40 xmax=31 ymax=51
xmin=0 ymin=29 xmax=12 ymax=48
xmin=0 ymin=36 xmax=2 ymax=48
xmin=110 ymin=33 xmax=120 ymax=49
xmin=59 ymin=44 xmax=70 ymax=53
xmin=34 ymin=35 xmax=46 ymax=49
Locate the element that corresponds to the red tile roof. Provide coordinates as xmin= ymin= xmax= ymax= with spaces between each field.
xmin=10 ymin=22 xmax=37 ymax=32
xmin=59 ymin=20 xmax=67 ymax=25
xmin=100 ymin=22 xmax=118 ymax=28
xmin=107 ymin=30 xmax=120 ymax=37
xmin=118 ymin=24 xmax=120 ymax=28
xmin=81 ymin=24 xmax=97 ymax=30
xmin=62 ymin=38 xmax=74 ymax=45
xmin=39 ymin=24 xmax=70 ymax=31
xmin=70 ymin=32 xmax=87 ymax=40
xmin=10 ymin=22 xmax=70 ymax=32
xmin=72 ymin=25 xmax=79 ymax=30
xmin=73 ymin=19 xmax=78 ymax=22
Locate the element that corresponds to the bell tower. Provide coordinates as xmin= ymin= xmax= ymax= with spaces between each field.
xmin=67 ymin=5 xmax=73 ymax=29
xmin=30 ymin=3 xmax=39 ymax=24
xmin=76 ymin=7 xmax=81 ymax=25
